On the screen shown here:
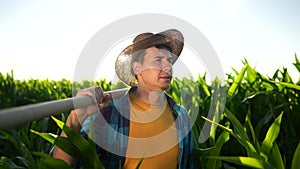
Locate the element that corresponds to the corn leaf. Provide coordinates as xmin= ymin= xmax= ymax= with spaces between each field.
xmin=51 ymin=116 xmax=65 ymax=129
xmin=54 ymin=137 xmax=83 ymax=159
xmin=51 ymin=116 xmax=105 ymax=169
xmin=193 ymin=147 xmax=217 ymax=157
xmin=206 ymin=131 xmax=230 ymax=169
xmin=246 ymin=64 xmax=257 ymax=84
xmin=192 ymin=126 xmax=201 ymax=148
xmin=201 ymin=116 xmax=233 ymax=133
xmin=245 ymin=109 xmax=260 ymax=151
xmin=61 ymin=122 xmax=104 ymax=169
xmin=291 ymin=142 xmax=300 ymax=169
xmin=228 ymin=66 xmax=247 ymax=97
xmin=0 ymin=156 xmax=24 ymax=169
xmin=269 ymin=143 xmax=284 ymax=169
xmin=135 ymin=157 xmax=144 ymax=169
xmin=197 ymin=74 xmax=210 ymax=97
xmin=206 ymin=156 xmax=274 ymax=169
xmin=261 ymin=112 xmax=283 ymax=160
xmin=33 ymin=152 xmax=71 ymax=169
xmin=38 ymin=157 xmax=71 ymax=169
xmin=292 ymin=53 xmax=300 ymax=72
xmin=267 ymin=80 xmax=300 ymax=91
xmin=202 ymin=116 xmax=257 ymax=156
xmin=30 ymin=129 xmax=57 ymax=144
xmin=224 ymin=108 xmax=250 ymax=142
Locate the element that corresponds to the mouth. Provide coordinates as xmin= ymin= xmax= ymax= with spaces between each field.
xmin=160 ymin=76 xmax=172 ymax=81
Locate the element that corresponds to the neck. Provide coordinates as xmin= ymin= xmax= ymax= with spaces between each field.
xmin=133 ymin=86 xmax=165 ymax=106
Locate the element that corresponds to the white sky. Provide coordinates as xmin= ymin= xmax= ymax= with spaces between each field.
xmin=0 ymin=0 xmax=299 ymax=82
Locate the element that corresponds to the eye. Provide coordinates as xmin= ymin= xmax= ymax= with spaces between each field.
xmin=154 ymin=57 xmax=162 ymax=62
xmin=167 ymin=57 xmax=172 ymax=63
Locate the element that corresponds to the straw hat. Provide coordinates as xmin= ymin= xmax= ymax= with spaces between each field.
xmin=115 ymin=29 xmax=184 ymax=86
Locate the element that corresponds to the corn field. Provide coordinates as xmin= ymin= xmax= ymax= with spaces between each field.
xmin=0 ymin=55 xmax=300 ymax=169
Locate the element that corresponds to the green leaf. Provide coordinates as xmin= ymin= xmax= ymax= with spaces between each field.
xmin=0 ymin=130 xmax=21 ymax=152
xmin=193 ymin=147 xmax=217 ymax=157
xmin=0 ymin=156 xmax=22 ymax=169
xmin=246 ymin=64 xmax=257 ymax=84
xmin=0 ymin=129 xmax=37 ymax=168
xmin=261 ymin=112 xmax=283 ymax=160
xmin=38 ymin=158 xmax=72 ymax=169
xmin=30 ymin=129 xmax=57 ymax=144
xmin=61 ymin=122 xmax=105 ymax=169
xmin=267 ymin=80 xmax=300 ymax=91
xmin=292 ymin=53 xmax=300 ymax=72
xmin=201 ymin=116 xmax=233 ymax=133
xmin=33 ymin=152 xmax=72 ymax=169
xmin=269 ymin=143 xmax=284 ymax=169
xmin=197 ymin=74 xmax=210 ymax=97
xmin=206 ymin=156 xmax=274 ymax=169
xmin=54 ymin=136 xmax=83 ymax=159
xmin=261 ymin=81 xmax=274 ymax=91
xmin=245 ymin=109 xmax=260 ymax=151
xmin=192 ymin=126 xmax=201 ymax=148
xmin=202 ymin=116 xmax=257 ymax=156
xmin=135 ymin=157 xmax=144 ymax=169
xmin=228 ymin=66 xmax=247 ymax=97
xmin=291 ymin=142 xmax=300 ymax=169
xmin=206 ymin=131 xmax=230 ymax=169
xmin=224 ymin=108 xmax=250 ymax=142
xmin=51 ymin=116 xmax=65 ymax=129
xmin=44 ymin=116 xmax=104 ymax=168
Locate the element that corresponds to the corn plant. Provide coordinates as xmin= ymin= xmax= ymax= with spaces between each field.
xmin=197 ymin=55 xmax=300 ymax=168
xmin=0 ymin=74 xmax=113 ymax=168
xmin=1 ymin=54 xmax=300 ymax=168
xmin=31 ymin=116 xmax=105 ymax=169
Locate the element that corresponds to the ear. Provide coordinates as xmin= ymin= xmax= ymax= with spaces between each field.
xmin=132 ymin=62 xmax=142 ymax=75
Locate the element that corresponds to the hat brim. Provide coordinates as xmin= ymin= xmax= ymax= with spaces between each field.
xmin=115 ymin=29 xmax=184 ymax=86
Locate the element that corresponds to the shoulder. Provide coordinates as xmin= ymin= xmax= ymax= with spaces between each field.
xmin=165 ymin=93 xmax=188 ymax=115
xmin=95 ymin=88 xmax=131 ymax=123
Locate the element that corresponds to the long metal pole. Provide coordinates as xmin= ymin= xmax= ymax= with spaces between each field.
xmin=0 ymin=88 xmax=128 ymax=129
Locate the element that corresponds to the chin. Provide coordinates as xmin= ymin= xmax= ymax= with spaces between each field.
xmin=160 ymin=85 xmax=170 ymax=90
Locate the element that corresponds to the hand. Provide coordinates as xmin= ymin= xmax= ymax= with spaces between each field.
xmin=75 ymin=86 xmax=109 ymax=119
xmin=66 ymin=86 xmax=109 ymax=132
xmin=54 ymin=86 xmax=109 ymax=164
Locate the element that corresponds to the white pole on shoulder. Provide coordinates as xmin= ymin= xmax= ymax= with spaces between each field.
xmin=0 ymin=88 xmax=128 ymax=129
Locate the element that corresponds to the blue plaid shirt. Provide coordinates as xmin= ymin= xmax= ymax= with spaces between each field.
xmin=80 ymin=88 xmax=194 ymax=169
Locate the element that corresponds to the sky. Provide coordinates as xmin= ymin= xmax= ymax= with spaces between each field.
xmin=0 ymin=0 xmax=299 ymax=82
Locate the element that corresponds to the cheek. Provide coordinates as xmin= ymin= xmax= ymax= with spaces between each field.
xmin=142 ymin=64 xmax=162 ymax=72
xmin=144 ymin=61 xmax=162 ymax=68
xmin=149 ymin=69 xmax=161 ymax=75
xmin=141 ymin=69 xmax=160 ymax=78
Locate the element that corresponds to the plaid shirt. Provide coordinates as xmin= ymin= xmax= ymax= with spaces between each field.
xmin=79 ymin=88 xmax=194 ymax=169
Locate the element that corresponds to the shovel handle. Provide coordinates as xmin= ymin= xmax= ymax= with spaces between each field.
xmin=0 ymin=88 xmax=128 ymax=129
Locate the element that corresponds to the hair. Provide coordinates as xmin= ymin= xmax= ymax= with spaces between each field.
xmin=131 ymin=49 xmax=147 ymax=79
xmin=131 ymin=45 xmax=172 ymax=80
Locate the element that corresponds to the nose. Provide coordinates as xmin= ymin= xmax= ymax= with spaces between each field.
xmin=162 ymin=60 xmax=172 ymax=74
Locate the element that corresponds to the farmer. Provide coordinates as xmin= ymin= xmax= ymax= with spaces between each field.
xmin=53 ymin=29 xmax=194 ymax=169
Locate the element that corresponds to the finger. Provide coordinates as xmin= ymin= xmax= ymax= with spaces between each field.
xmin=98 ymin=94 xmax=110 ymax=109
xmin=94 ymin=86 xmax=104 ymax=103
xmin=77 ymin=87 xmax=94 ymax=97
xmin=75 ymin=88 xmax=97 ymax=106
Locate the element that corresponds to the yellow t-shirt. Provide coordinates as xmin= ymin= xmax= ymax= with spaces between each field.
xmin=123 ymin=92 xmax=178 ymax=169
